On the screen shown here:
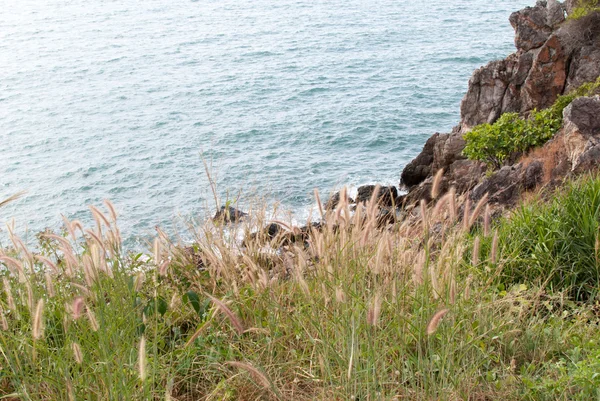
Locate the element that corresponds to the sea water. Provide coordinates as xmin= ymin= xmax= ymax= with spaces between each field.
xmin=0 ymin=0 xmax=533 ymax=245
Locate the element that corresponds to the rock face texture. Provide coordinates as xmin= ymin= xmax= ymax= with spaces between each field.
xmin=562 ymin=96 xmax=600 ymax=172
xmin=401 ymin=1 xmax=600 ymax=207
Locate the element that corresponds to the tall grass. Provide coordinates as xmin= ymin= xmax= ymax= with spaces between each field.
xmin=482 ymin=175 xmax=600 ymax=300
xmin=1 ymin=179 xmax=600 ymax=399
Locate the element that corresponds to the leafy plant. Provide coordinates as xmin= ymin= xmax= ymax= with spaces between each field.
xmin=463 ymin=78 xmax=600 ymax=169
xmin=568 ymin=0 xmax=600 ymax=20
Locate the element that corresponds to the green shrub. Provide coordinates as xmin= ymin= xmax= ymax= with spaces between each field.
xmin=463 ymin=78 xmax=600 ymax=169
xmin=463 ymin=109 xmax=560 ymax=170
xmin=568 ymin=0 xmax=600 ymax=20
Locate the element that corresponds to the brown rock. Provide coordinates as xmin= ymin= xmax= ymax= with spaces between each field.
xmin=509 ymin=1 xmax=563 ymax=52
xmin=521 ymin=34 xmax=567 ymax=111
xmin=401 ymin=134 xmax=439 ymax=187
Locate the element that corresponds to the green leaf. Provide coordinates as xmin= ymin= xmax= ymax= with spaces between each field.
xmin=183 ymin=291 xmax=202 ymax=316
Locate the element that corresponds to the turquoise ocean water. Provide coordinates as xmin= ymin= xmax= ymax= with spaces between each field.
xmin=1 ymin=0 xmax=533 ymax=245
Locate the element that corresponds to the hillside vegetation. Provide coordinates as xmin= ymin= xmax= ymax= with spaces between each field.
xmin=2 ymin=175 xmax=600 ymax=400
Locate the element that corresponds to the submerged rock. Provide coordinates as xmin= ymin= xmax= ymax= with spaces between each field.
xmin=213 ymin=206 xmax=248 ymax=223
xmin=356 ymin=185 xmax=398 ymax=207
xmin=325 ymin=191 xmax=355 ymax=210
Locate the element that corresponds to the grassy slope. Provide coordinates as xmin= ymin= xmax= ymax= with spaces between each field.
xmin=1 ymin=176 xmax=600 ymax=400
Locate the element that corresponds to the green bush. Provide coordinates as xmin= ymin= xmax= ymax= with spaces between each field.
xmin=463 ymin=78 xmax=600 ymax=169
xmin=463 ymin=109 xmax=560 ymax=170
xmin=568 ymin=0 xmax=600 ymax=20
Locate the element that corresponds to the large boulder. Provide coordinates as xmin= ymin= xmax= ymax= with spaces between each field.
xmin=400 ymin=134 xmax=439 ymax=187
xmin=521 ymin=34 xmax=567 ymax=112
xmin=356 ymin=185 xmax=399 ymax=207
xmin=471 ymin=164 xmax=525 ymax=205
xmin=562 ymin=96 xmax=600 ymax=172
xmin=509 ymin=1 xmax=564 ymax=52
xmin=213 ymin=206 xmax=248 ymax=223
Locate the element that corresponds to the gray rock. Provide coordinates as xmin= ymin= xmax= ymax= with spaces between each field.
xmin=213 ymin=206 xmax=248 ymax=223
xmin=471 ymin=164 xmax=524 ymax=205
xmin=562 ymin=96 xmax=600 ymax=170
xmin=325 ymin=191 xmax=355 ymax=210
xmin=524 ymin=160 xmax=544 ymax=189
xmin=356 ymin=185 xmax=398 ymax=207
xmin=401 ymin=134 xmax=439 ymax=187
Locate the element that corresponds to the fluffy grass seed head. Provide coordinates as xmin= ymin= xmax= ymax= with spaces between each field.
xmin=138 ymin=336 xmax=147 ymax=381
xmin=426 ymin=308 xmax=449 ymax=336
xmin=32 ymin=298 xmax=45 ymax=340
xmin=72 ymin=342 xmax=83 ymax=364
xmin=71 ymin=297 xmax=85 ymax=320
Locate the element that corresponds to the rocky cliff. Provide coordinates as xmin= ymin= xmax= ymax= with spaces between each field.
xmin=400 ymin=0 xmax=600 ymax=206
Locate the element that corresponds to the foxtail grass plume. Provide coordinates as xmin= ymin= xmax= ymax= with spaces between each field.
xmin=420 ymin=199 xmax=428 ymax=233
xmin=207 ymin=294 xmax=244 ymax=335
xmin=429 ymin=263 xmax=439 ymax=299
xmin=32 ymin=298 xmax=45 ymax=340
xmin=463 ymin=197 xmax=471 ymax=232
xmin=367 ymin=292 xmax=382 ymax=327
xmin=45 ymin=272 xmax=55 ymax=298
xmin=138 ymin=336 xmax=147 ymax=381
xmin=226 ymin=361 xmax=273 ymax=391
xmin=26 ymin=282 xmax=34 ymax=311
xmin=464 ymin=275 xmax=473 ymax=300
xmin=314 ymin=188 xmax=325 ymax=220
xmin=3 ymin=278 xmax=15 ymax=311
xmin=36 ymin=255 xmax=59 ymax=274
xmin=449 ymin=278 xmax=456 ymax=305
xmin=0 ymin=308 xmax=8 ymax=331
xmin=472 ymin=236 xmax=481 ymax=266
xmin=72 ymin=342 xmax=83 ymax=364
xmin=431 ymin=168 xmax=444 ymax=199
xmin=104 ymin=199 xmax=118 ymax=222
xmin=0 ymin=256 xmax=24 ymax=277
xmin=153 ymin=238 xmax=161 ymax=266
xmin=134 ymin=272 xmax=145 ymax=292
xmin=468 ymin=193 xmax=488 ymax=229
xmin=426 ymin=308 xmax=449 ymax=336
xmin=86 ymin=308 xmax=99 ymax=331
xmin=483 ymin=204 xmax=491 ymax=237
xmin=0 ymin=191 xmax=26 ymax=208
xmin=71 ymin=297 xmax=85 ymax=320
xmin=491 ymin=230 xmax=499 ymax=264
xmin=413 ymin=251 xmax=425 ymax=286
xmin=448 ymin=187 xmax=457 ymax=222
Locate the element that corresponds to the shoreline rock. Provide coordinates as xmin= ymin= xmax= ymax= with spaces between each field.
xmin=400 ymin=2 xmax=600 ymax=209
